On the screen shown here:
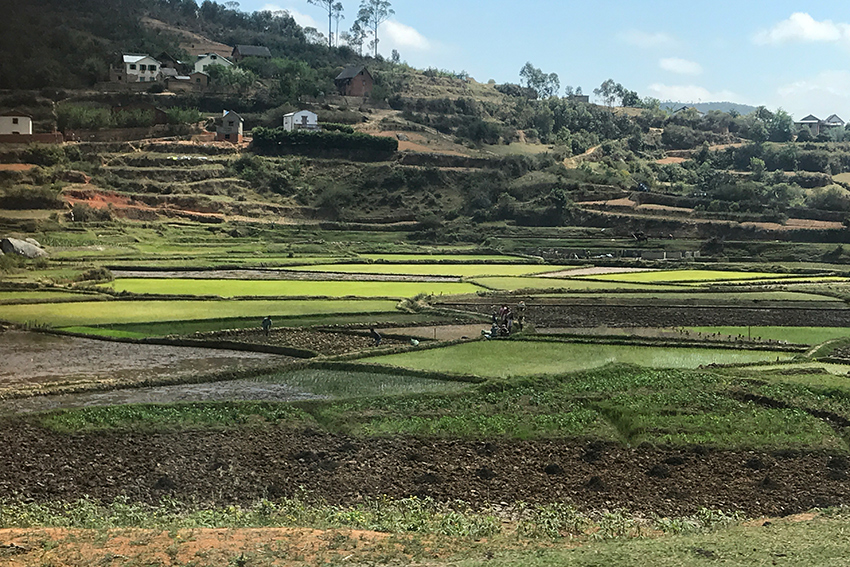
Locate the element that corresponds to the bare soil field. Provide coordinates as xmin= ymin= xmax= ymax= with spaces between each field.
xmin=437 ymin=300 xmax=850 ymax=328
xmin=190 ymin=328 xmax=410 ymax=356
xmin=0 ymin=163 xmax=34 ymax=171
xmin=1 ymin=424 xmax=847 ymax=517
xmin=0 ymin=330 xmax=288 ymax=398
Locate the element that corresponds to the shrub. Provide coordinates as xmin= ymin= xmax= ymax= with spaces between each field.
xmin=251 ymin=127 xmax=398 ymax=155
xmin=0 ymin=183 xmax=63 ymax=209
xmin=22 ymin=144 xmax=66 ymax=166
xmin=70 ymin=203 xmax=112 ymax=222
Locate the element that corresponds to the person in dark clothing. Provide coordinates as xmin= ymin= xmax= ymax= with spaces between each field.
xmin=262 ymin=316 xmax=272 ymax=336
xmin=370 ymin=327 xmax=382 ymax=346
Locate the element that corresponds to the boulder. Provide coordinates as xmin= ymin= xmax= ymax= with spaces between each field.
xmin=24 ymin=237 xmax=42 ymax=248
xmin=1 ymin=237 xmax=48 ymax=258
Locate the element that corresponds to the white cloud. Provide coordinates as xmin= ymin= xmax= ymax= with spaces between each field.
xmin=659 ymin=58 xmax=702 ymax=76
xmin=646 ymin=83 xmax=740 ymax=103
xmin=380 ymin=20 xmax=431 ymax=51
xmin=773 ymin=70 xmax=850 ymax=118
xmin=261 ymin=4 xmax=319 ymax=30
xmin=753 ymin=12 xmax=850 ymax=45
xmin=620 ymin=30 xmax=676 ymax=48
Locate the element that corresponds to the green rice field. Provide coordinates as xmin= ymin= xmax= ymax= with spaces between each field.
xmin=0 ymin=290 xmax=106 ymax=303
xmin=104 ymin=278 xmax=483 ymax=298
xmin=536 ymin=291 xmax=840 ymax=302
xmin=366 ymin=340 xmax=794 ymax=378
xmin=282 ymin=263 xmax=568 ymax=277
xmin=356 ymin=254 xmax=520 ymax=262
xmin=577 ymin=270 xmax=794 ymax=283
xmin=688 ymin=326 xmax=850 ymax=345
xmin=0 ymin=299 xmax=398 ymax=327
xmin=471 ymin=277 xmax=684 ymax=291
xmin=256 ymin=368 xmax=473 ymax=398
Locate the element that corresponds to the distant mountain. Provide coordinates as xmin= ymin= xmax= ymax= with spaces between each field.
xmin=660 ymin=101 xmax=758 ymax=115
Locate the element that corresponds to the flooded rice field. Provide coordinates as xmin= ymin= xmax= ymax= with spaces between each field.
xmin=0 ymin=330 xmax=291 ymax=397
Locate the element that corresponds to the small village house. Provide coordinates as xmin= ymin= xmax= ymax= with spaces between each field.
xmin=795 ymin=114 xmax=844 ymax=137
xmin=111 ymin=54 xmax=161 ymax=83
xmin=283 ymin=110 xmax=319 ymax=132
xmin=231 ymin=45 xmax=272 ymax=63
xmin=334 ymin=66 xmax=373 ymax=97
xmin=216 ymin=110 xmax=243 ymax=142
xmin=0 ymin=112 xmax=33 ymax=135
xmin=156 ymin=52 xmax=187 ymax=74
xmin=164 ymin=72 xmax=209 ymax=92
xmin=195 ymin=53 xmax=233 ymax=74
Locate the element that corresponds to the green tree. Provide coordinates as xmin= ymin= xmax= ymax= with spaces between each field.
xmin=332 ymin=2 xmax=344 ymax=47
xmin=768 ymin=108 xmax=794 ymax=142
xmin=357 ymin=0 xmax=394 ymax=57
xmin=519 ymin=62 xmax=559 ymax=99
xmin=594 ymin=79 xmax=618 ymax=107
xmin=348 ymin=20 xmax=366 ymax=56
xmin=306 ymin=0 xmax=335 ymax=48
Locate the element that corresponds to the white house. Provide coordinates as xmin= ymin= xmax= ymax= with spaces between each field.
xmin=121 ymin=54 xmax=161 ymax=82
xmin=195 ymin=53 xmax=233 ymax=74
xmin=283 ymin=110 xmax=319 ymax=132
xmin=0 ymin=112 xmax=33 ymax=135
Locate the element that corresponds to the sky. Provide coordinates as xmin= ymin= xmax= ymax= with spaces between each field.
xmin=239 ymin=0 xmax=850 ymax=119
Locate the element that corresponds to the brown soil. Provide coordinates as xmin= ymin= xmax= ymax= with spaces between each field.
xmin=0 ymin=526 xmax=403 ymax=567
xmin=190 ymin=328 xmax=410 ymax=356
xmin=63 ymin=187 xmax=226 ymax=221
xmin=0 ymin=163 xmax=34 ymax=171
xmin=0 ymin=330 xmax=287 ymax=398
xmin=656 ymin=157 xmax=687 ymax=165
xmin=437 ymin=300 xmax=850 ymax=328
xmin=1 ymin=424 xmax=848 ymax=517
xmin=141 ymin=17 xmax=232 ymax=58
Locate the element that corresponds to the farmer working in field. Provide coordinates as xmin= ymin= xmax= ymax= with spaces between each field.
xmin=370 ymin=327 xmax=382 ymax=346
xmin=262 ymin=316 xmax=272 ymax=336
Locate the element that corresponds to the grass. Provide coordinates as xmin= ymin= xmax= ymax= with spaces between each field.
xmin=282 ymin=264 xmax=567 ymax=277
xmin=471 ymin=277 xmax=684 ymax=291
xmin=578 ymin=270 xmax=796 ymax=283
xmin=0 ymin=290 xmax=106 ymax=303
xmin=104 ymin=278 xmax=483 ymax=298
xmin=365 ymin=341 xmax=794 ymax=379
xmin=256 ymin=368 xmax=473 ymax=398
xmin=0 ymin=299 xmax=399 ymax=326
xmin=38 ymin=402 xmax=312 ymax=434
xmin=356 ymin=254 xmax=521 ymax=262
xmin=688 ymin=327 xmax=850 ymax=345
xmin=534 ymin=291 xmax=841 ymax=302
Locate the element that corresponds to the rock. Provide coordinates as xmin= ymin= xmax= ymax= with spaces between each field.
xmin=24 ymin=237 xmax=41 ymax=247
xmin=1 ymin=237 xmax=48 ymax=258
xmin=396 ymin=133 xmax=409 ymax=141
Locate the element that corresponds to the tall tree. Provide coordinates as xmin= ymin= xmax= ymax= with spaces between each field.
xmin=306 ymin=0 xmax=334 ymax=48
xmin=519 ymin=62 xmax=559 ymax=99
xmin=357 ymin=0 xmax=393 ymax=57
xmin=348 ymin=20 xmax=366 ymax=56
xmin=332 ymin=2 xmax=344 ymax=47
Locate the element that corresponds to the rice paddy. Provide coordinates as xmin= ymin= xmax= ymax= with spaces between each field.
xmin=281 ymin=263 xmax=568 ymax=277
xmin=365 ymin=340 xmax=794 ymax=378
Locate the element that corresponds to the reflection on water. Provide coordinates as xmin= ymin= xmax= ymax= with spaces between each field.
xmin=0 ymin=379 xmax=326 ymax=415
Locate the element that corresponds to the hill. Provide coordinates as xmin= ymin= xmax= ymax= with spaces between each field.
xmin=660 ymin=101 xmax=758 ymax=115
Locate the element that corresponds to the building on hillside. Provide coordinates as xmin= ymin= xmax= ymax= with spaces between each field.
xmin=216 ymin=110 xmax=243 ymax=143
xmin=283 ymin=110 xmax=319 ymax=132
xmin=795 ymin=114 xmax=844 ymax=137
xmin=111 ymin=102 xmax=168 ymax=125
xmin=164 ymin=72 xmax=210 ymax=92
xmin=0 ymin=111 xmax=33 ymax=135
xmin=194 ymin=53 xmax=233 ymax=74
xmin=334 ymin=66 xmax=373 ymax=97
xmin=231 ymin=45 xmax=272 ymax=63
xmin=157 ymin=52 xmax=188 ymax=74
xmin=111 ymin=54 xmax=161 ymax=83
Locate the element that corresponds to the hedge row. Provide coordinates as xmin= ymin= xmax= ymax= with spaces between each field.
xmin=251 ymin=127 xmax=398 ymax=154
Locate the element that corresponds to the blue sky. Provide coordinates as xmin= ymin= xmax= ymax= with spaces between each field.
xmin=240 ymin=0 xmax=850 ymax=119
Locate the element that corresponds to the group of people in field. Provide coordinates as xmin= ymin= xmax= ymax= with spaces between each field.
xmin=484 ymin=301 xmax=526 ymax=339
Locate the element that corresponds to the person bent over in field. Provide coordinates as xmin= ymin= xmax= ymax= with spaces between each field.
xmin=370 ymin=327 xmax=382 ymax=346
xmin=262 ymin=316 xmax=272 ymax=336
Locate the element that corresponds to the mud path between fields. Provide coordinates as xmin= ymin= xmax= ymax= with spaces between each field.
xmin=1 ymin=425 xmax=848 ymax=518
